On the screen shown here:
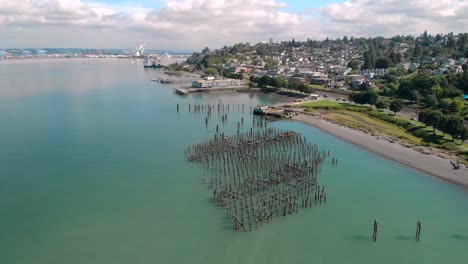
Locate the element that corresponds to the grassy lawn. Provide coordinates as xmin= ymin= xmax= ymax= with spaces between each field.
xmin=308 ymin=84 xmax=327 ymax=90
xmin=298 ymin=101 xmax=355 ymax=108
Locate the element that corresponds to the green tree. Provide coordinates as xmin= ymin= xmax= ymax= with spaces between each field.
xmin=363 ymin=90 xmax=379 ymax=107
xmin=440 ymin=98 xmax=453 ymax=113
xmin=375 ymin=57 xmax=392 ymax=69
xmin=425 ymin=94 xmax=438 ymax=107
xmin=446 ymin=35 xmax=456 ymax=50
xmin=459 ymin=127 xmax=468 ymax=144
xmin=423 ymin=109 xmax=444 ymax=132
xmin=347 ymin=60 xmax=360 ymax=70
xmin=375 ymin=101 xmax=388 ymax=111
xmin=418 ymin=110 xmax=427 ymax=127
xmin=362 ymin=48 xmax=376 ymax=69
xmin=413 ymin=41 xmax=422 ymax=58
xmin=389 ymin=100 xmax=403 ymax=115
xmin=349 ymin=93 xmax=366 ymax=105
xmin=441 ymin=115 xmax=464 ymax=140
xmin=205 ymin=67 xmax=219 ymax=76
xmin=409 ymin=90 xmax=421 ymax=104
xmin=450 ymin=97 xmax=465 ymax=113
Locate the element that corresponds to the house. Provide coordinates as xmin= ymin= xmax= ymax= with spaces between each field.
xmin=433 ymin=68 xmax=449 ymax=76
xmin=296 ymin=68 xmax=313 ymax=76
xmin=396 ymin=63 xmax=419 ymax=71
xmin=456 ymin=58 xmax=467 ymax=65
xmin=347 ymin=75 xmax=366 ymax=89
xmin=440 ymin=58 xmax=455 ymax=68
xmin=311 ymin=77 xmax=331 ymax=85
xmin=288 ymin=77 xmax=306 ymax=84
xmin=357 ymin=68 xmax=389 ymax=79
xmin=449 ymin=65 xmax=463 ymax=73
xmin=192 ymin=78 xmax=242 ymax=88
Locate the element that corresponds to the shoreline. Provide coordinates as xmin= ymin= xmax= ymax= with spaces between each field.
xmin=292 ymin=113 xmax=468 ymax=189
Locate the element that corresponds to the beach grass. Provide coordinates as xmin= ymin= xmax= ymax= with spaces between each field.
xmin=324 ymin=110 xmax=422 ymax=145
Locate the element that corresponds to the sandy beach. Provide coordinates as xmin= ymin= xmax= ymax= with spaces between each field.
xmin=293 ymin=113 xmax=468 ymax=189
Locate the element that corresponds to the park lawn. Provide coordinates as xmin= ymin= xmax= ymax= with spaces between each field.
xmin=322 ymin=110 xmax=422 ymax=145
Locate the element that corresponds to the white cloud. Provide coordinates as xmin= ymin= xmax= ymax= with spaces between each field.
xmin=0 ymin=0 xmax=308 ymax=49
xmin=320 ymin=0 xmax=468 ymax=37
xmin=0 ymin=0 xmax=467 ymax=50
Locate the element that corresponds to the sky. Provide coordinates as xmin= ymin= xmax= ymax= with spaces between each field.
xmin=0 ymin=0 xmax=467 ymax=50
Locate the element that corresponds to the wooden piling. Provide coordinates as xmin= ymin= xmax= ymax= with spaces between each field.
xmin=373 ymin=220 xmax=378 ymax=241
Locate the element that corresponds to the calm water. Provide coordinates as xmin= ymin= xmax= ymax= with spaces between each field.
xmin=0 ymin=59 xmax=467 ymax=264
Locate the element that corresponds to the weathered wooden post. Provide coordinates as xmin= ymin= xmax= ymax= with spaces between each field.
xmin=415 ymin=220 xmax=422 ymax=241
xmin=373 ymin=220 xmax=379 ymax=241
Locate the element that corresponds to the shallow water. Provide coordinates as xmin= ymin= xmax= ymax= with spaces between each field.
xmin=0 ymin=59 xmax=467 ymax=263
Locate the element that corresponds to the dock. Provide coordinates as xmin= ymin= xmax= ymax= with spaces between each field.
xmin=253 ymin=106 xmax=293 ymax=118
xmin=152 ymin=78 xmax=193 ymax=84
xmin=174 ymin=86 xmax=249 ymax=95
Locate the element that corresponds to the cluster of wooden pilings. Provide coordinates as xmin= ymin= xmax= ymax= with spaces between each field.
xmin=178 ymin=101 xmax=273 ymax=135
xmin=186 ymin=127 xmax=331 ymax=231
xmin=178 ymin=100 xmax=246 ymax=116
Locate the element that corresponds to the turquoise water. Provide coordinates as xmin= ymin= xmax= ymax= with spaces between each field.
xmin=0 ymin=59 xmax=467 ymax=263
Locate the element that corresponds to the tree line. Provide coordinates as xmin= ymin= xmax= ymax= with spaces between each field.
xmin=249 ymin=76 xmax=315 ymax=94
xmin=418 ymin=109 xmax=468 ymax=142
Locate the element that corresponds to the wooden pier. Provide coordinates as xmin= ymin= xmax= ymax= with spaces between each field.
xmin=152 ymin=78 xmax=193 ymax=84
xmin=175 ymin=86 xmax=249 ymax=95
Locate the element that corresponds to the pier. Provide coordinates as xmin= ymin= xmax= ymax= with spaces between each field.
xmin=175 ymin=86 xmax=249 ymax=95
xmin=151 ymin=78 xmax=193 ymax=84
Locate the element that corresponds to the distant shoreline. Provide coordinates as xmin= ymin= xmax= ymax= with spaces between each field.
xmin=292 ymin=113 xmax=468 ymax=189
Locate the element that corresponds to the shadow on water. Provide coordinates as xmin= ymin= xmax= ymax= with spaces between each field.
xmin=395 ymin=235 xmax=415 ymax=241
xmin=352 ymin=235 xmax=373 ymax=241
xmin=451 ymin=234 xmax=468 ymax=240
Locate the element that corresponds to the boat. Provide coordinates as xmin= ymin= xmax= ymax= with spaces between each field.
xmin=143 ymin=59 xmax=164 ymax=68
